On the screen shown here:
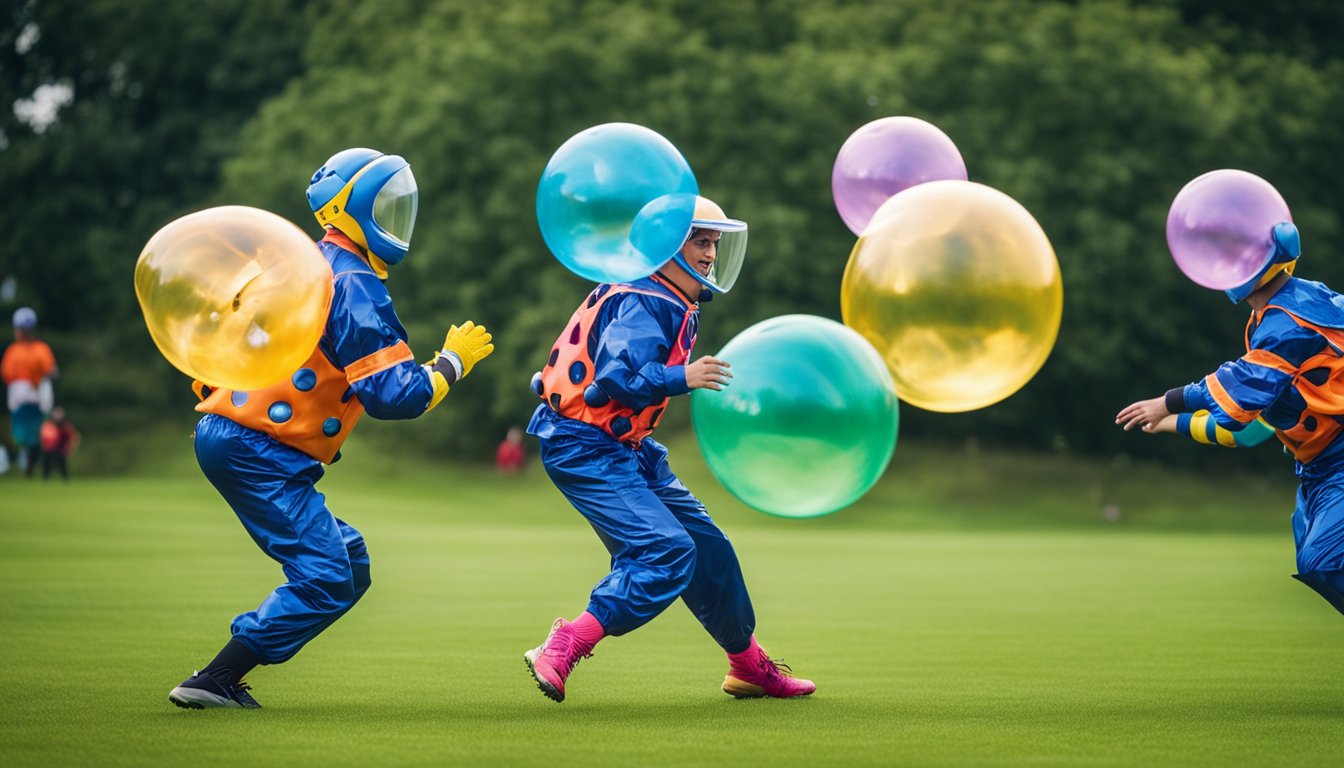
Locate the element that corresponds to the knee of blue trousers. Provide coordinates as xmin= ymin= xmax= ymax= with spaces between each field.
xmin=300 ymin=568 xmax=364 ymax=615
xmin=1293 ymin=568 xmax=1344 ymax=616
xmin=652 ymin=532 xmax=697 ymax=595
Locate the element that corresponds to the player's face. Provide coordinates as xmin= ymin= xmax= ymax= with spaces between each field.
xmin=681 ymin=229 xmax=720 ymax=277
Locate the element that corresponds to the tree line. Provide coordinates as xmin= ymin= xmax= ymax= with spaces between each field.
xmin=5 ymin=0 xmax=1343 ymax=465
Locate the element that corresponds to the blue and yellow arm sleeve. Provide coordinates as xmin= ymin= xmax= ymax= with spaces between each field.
xmin=1175 ymin=410 xmax=1275 ymax=448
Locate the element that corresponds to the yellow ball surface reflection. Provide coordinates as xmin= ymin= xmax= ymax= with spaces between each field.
xmin=841 ymin=181 xmax=1062 ymax=412
xmin=134 ymin=206 xmax=332 ymax=390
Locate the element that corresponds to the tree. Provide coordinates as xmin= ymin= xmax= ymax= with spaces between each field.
xmin=0 ymin=0 xmax=315 ymax=424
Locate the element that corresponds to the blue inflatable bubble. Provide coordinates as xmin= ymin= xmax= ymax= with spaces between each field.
xmin=537 ymin=123 xmax=699 ymax=283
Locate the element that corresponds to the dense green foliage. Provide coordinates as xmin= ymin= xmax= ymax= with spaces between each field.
xmin=5 ymin=0 xmax=1344 ymax=461
xmin=1 ymin=0 xmax=315 ymax=429
xmin=0 ymin=443 xmax=1336 ymax=766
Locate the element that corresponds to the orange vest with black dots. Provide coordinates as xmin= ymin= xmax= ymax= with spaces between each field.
xmin=1240 ymin=304 xmax=1344 ymax=464
xmin=194 ymin=231 xmax=415 ymax=464
xmin=537 ymin=278 xmax=696 ymax=446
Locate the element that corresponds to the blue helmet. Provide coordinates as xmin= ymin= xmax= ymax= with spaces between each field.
xmin=1225 ymin=221 xmax=1300 ymax=303
xmin=306 ymin=148 xmax=418 ymax=266
xmin=12 ymin=306 xmax=36 ymax=330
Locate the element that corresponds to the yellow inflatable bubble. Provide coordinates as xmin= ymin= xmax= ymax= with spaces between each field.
xmin=841 ymin=181 xmax=1062 ymax=412
xmin=134 ymin=206 xmax=332 ymax=390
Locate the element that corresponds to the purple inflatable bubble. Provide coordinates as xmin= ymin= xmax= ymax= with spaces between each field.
xmin=832 ymin=116 xmax=968 ymax=236
xmin=1166 ymin=169 xmax=1291 ymax=290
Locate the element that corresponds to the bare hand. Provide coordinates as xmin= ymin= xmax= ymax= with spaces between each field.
xmin=1147 ymin=414 xmax=1178 ymax=434
xmin=1115 ymin=396 xmax=1170 ymax=432
xmin=685 ymin=356 xmax=732 ymax=391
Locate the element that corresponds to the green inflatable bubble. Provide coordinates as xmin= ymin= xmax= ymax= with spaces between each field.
xmin=691 ymin=314 xmax=899 ymax=519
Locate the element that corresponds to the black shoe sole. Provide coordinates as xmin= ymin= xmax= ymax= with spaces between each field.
xmin=523 ymin=655 xmax=564 ymax=703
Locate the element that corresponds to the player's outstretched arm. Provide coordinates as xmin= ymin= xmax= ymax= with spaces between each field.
xmin=1173 ymin=411 xmax=1275 ymax=448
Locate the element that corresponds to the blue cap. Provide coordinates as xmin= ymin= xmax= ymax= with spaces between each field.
xmin=12 ymin=306 xmax=36 ymax=330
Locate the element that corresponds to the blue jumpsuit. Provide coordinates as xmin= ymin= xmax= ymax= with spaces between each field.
xmin=195 ymin=236 xmax=435 ymax=664
xmin=528 ymin=276 xmax=756 ymax=652
xmin=1174 ymin=277 xmax=1344 ymax=613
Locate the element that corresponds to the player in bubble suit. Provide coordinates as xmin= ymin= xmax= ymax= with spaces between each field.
xmin=169 ymin=148 xmax=494 ymax=710
xmin=522 ymin=196 xmax=815 ymax=703
xmin=1118 ymin=222 xmax=1344 ymax=620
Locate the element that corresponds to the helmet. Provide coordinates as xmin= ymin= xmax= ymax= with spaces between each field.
xmin=1225 ymin=221 xmax=1300 ymax=303
xmin=12 ymin=307 xmax=36 ymax=330
xmin=672 ymin=196 xmax=748 ymax=294
xmin=306 ymin=148 xmax=418 ymax=265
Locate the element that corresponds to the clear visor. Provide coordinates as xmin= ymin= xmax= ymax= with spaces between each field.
xmin=373 ymin=167 xmax=418 ymax=245
xmin=688 ymin=218 xmax=748 ymax=292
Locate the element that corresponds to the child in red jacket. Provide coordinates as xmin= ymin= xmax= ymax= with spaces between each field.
xmin=40 ymin=406 xmax=79 ymax=480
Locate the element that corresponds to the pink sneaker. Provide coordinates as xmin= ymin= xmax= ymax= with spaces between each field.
xmin=723 ymin=641 xmax=816 ymax=699
xmin=524 ymin=618 xmax=595 ymax=702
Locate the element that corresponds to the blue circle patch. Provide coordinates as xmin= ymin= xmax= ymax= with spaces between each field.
xmin=292 ymin=368 xmax=318 ymax=392
xmin=583 ymin=383 xmax=610 ymax=407
xmin=268 ymin=402 xmax=293 ymax=423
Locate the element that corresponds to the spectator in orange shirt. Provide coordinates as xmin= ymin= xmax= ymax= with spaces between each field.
xmin=2 ymin=307 xmax=57 ymax=478
xmin=40 ymin=406 xmax=79 ymax=481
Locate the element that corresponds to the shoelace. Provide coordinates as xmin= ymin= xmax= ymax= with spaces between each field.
xmin=230 ymin=680 xmax=260 ymax=706
xmin=544 ymin=629 xmax=594 ymax=675
xmin=759 ymin=655 xmax=795 ymax=680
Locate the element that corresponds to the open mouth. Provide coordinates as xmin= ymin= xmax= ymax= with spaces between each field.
xmin=696 ymin=259 xmax=713 ymax=275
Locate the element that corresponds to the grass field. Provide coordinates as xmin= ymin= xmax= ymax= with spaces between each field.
xmin=2 ymin=433 xmax=1341 ymax=767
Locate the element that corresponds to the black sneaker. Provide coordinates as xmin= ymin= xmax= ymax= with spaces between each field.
xmin=169 ymin=670 xmax=262 ymax=709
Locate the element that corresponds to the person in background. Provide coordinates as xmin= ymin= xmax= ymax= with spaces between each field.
xmin=2 ymin=307 xmax=57 ymax=478
xmin=40 ymin=406 xmax=80 ymax=481
xmin=496 ymin=425 xmax=527 ymax=474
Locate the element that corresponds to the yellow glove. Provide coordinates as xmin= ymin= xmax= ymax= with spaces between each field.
xmin=422 ymin=321 xmax=494 ymax=411
xmin=437 ymin=321 xmax=494 ymax=381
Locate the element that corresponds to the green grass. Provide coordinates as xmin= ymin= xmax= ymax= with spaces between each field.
xmin=1 ymin=434 xmax=1338 ymax=767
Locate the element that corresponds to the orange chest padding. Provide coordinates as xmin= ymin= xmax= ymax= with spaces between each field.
xmin=197 ymin=337 xmax=414 ymax=464
xmin=537 ymin=280 xmax=695 ymax=444
xmin=1248 ymin=306 xmax=1344 ymax=463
